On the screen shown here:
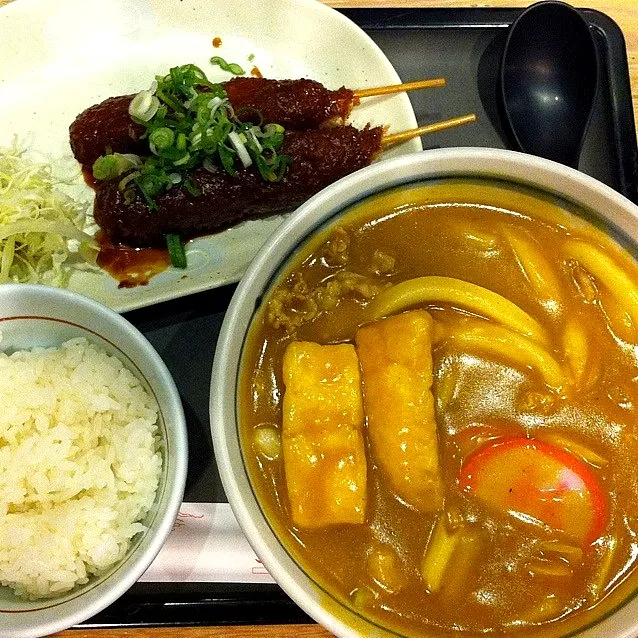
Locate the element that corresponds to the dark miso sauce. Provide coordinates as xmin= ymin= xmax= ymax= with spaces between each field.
xmin=95 ymin=232 xmax=171 ymax=288
xmin=83 ymin=172 xmax=172 ymax=288
xmin=82 ymin=166 xmax=99 ymax=190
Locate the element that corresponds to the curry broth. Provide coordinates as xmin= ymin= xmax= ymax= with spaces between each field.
xmin=238 ymin=179 xmax=638 ymax=636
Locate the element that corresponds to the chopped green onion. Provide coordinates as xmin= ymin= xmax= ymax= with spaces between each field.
xmin=176 ymin=132 xmax=187 ymax=151
xmin=263 ymin=123 xmax=285 ymax=138
xmin=92 ymin=63 xmax=291 ymax=208
xmin=208 ymin=96 xmax=224 ymax=113
xmin=217 ymin=143 xmax=236 ymax=175
xmin=247 ymin=129 xmax=263 ymax=152
xmin=118 ymin=170 xmax=141 ymax=192
xmin=92 ymin=153 xmax=141 ymax=181
xmin=129 ymin=90 xmax=160 ymax=122
xmin=149 ymin=127 xmax=175 ymax=151
xmin=228 ymin=131 xmax=252 ymax=168
xmin=173 ymin=152 xmax=191 ymax=166
xmin=166 ymin=233 xmax=187 ymax=268
xmin=183 ymin=179 xmax=202 ymax=197
xmin=210 ymin=56 xmax=245 ymax=75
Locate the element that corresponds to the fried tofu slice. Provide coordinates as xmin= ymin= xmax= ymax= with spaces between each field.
xmin=281 ymin=341 xmax=367 ymax=528
xmin=356 ymin=310 xmax=443 ymax=511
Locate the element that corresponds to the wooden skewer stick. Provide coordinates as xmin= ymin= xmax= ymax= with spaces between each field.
xmin=354 ymin=77 xmax=446 ymax=99
xmin=381 ymin=113 xmax=477 ymax=147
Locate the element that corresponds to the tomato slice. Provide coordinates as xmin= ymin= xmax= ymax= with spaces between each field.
xmin=459 ymin=436 xmax=608 ymax=546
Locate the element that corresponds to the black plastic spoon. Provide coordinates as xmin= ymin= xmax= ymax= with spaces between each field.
xmin=500 ymin=0 xmax=599 ymax=169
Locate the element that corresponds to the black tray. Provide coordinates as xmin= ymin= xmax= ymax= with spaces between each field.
xmin=80 ymin=7 xmax=638 ymax=629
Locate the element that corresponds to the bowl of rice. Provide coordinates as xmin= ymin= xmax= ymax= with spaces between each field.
xmin=0 ymin=284 xmax=188 ymax=638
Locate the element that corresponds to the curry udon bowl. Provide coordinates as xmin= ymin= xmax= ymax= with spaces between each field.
xmin=210 ymin=148 xmax=638 ymax=638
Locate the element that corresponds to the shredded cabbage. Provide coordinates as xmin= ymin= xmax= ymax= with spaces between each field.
xmin=0 ymin=142 xmax=95 ymax=287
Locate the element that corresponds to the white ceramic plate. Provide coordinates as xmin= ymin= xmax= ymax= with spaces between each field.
xmin=0 ymin=0 xmax=420 ymax=313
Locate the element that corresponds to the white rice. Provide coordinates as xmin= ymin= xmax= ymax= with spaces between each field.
xmin=0 ymin=337 xmax=163 ymax=600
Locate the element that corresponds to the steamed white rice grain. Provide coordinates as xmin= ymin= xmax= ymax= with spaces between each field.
xmin=0 ymin=337 xmax=163 ymax=600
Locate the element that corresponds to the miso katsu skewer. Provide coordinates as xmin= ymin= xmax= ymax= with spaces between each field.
xmin=81 ymin=64 xmax=476 ymax=261
xmin=92 ymin=114 xmax=478 ymax=248
xmin=93 ymin=125 xmax=385 ymax=246
xmin=69 ymin=76 xmax=448 ymax=167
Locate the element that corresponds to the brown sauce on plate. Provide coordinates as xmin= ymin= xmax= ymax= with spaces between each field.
xmin=96 ymin=232 xmax=170 ymax=288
